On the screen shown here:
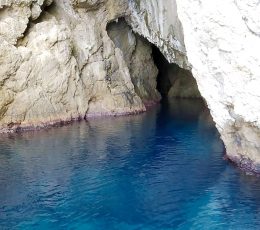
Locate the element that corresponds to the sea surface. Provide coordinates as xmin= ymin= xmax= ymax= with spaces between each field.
xmin=1 ymin=99 xmax=260 ymax=230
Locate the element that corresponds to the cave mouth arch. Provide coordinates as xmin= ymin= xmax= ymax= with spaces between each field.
xmin=106 ymin=17 xmax=201 ymax=105
xmin=152 ymin=45 xmax=201 ymax=100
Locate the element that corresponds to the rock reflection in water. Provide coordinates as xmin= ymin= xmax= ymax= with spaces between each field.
xmin=1 ymin=99 xmax=260 ymax=229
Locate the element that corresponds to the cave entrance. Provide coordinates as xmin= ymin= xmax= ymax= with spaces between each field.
xmin=106 ymin=18 xmax=201 ymax=106
xmin=152 ymin=45 xmax=201 ymax=101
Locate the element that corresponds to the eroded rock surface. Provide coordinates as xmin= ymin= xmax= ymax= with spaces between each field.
xmin=127 ymin=0 xmax=188 ymax=69
xmin=107 ymin=18 xmax=161 ymax=105
xmin=0 ymin=0 xmax=149 ymax=131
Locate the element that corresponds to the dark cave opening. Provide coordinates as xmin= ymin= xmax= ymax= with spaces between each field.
xmin=106 ymin=17 xmax=201 ymax=105
xmin=152 ymin=45 xmax=173 ymax=99
xmin=151 ymin=45 xmax=201 ymax=101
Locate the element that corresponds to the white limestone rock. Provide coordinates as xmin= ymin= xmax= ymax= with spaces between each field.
xmin=0 ymin=0 xmax=53 ymax=44
xmin=174 ymin=0 xmax=260 ymax=172
xmin=127 ymin=0 xmax=189 ymax=69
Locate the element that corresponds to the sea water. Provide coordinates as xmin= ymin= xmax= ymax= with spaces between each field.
xmin=1 ymin=99 xmax=260 ymax=230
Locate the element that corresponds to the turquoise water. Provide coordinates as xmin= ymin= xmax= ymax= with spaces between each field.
xmin=0 ymin=99 xmax=260 ymax=230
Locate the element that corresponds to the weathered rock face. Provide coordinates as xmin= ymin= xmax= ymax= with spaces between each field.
xmin=1 ymin=0 xmax=260 ymax=173
xmin=0 ymin=0 xmax=151 ymax=131
xmin=127 ymin=0 xmax=188 ymax=69
xmin=107 ymin=18 xmax=161 ymax=105
xmin=175 ymin=0 xmax=260 ymax=173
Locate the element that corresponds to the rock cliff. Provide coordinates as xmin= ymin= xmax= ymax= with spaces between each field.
xmin=0 ymin=0 xmax=260 ymax=173
xmin=0 ymin=0 xmax=149 ymax=132
xmin=176 ymin=0 xmax=260 ymax=173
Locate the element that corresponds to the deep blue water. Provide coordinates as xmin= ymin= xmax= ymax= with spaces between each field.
xmin=1 ymin=99 xmax=260 ymax=230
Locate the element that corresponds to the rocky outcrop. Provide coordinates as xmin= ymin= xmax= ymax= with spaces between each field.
xmin=0 ymin=0 xmax=151 ymax=132
xmin=175 ymin=0 xmax=260 ymax=173
xmin=107 ymin=18 xmax=161 ymax=105
xmin=1 ymin=0 xmax=260 ymax=173
xmin=127 ymin=0 xmax=188 ymax=69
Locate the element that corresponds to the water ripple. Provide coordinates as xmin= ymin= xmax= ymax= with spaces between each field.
xmin=1 ymin=99 xmax=260 ymax=229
